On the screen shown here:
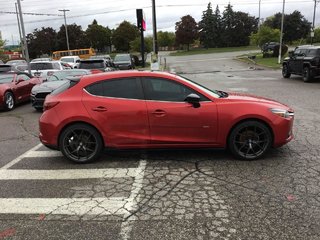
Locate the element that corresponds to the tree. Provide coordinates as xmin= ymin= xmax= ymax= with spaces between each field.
xmin=198 ymin=3 xmax=215 ymax=48
xmin=175 ymin=15 xmax=199 ymax=51
xmin=250 ymin=25 xmax=280 ymax=47
xmin=86 ymin=20 xmax=112 ymax=52
xmin=314 ymin=27 xmax=320 ymax=43
xmin=26 ymin=27 xmax=57 ymax=59
xmin=112 ymin=21 xmax=139 ymax=52
xmin=233 ymin=11 xmax=258 ymax=46
xmin=130 ymin=36 xmax=153 ymax=53
xmin=57 ymin=23 xmax=89 ymax=50
xmin=263 ymin=11 xmax=311 ymax=43
xmin=221 ymin=4 xmax=236 ymax=47
xmin=157 ymin=31 xmax=175 ymax=48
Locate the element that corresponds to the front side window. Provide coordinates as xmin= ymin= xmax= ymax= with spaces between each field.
xmin=85 ymin=78 xmax=144 ymax=100
xmin=142 ymin=77 xmax=208 ymax=102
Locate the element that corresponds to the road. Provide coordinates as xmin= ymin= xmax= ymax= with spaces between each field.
xmin=0 ymin=52 xmax=319 ymax=240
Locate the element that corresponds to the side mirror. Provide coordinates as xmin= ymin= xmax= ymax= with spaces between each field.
xmin=76 ymin=60 xmax=80 ymax=63
xmin=185 ymin=93 xmax=201 ymax=108
xmin=16 ymin=78 xmax=24 ymax=84
xmin=288 ymin=51 xmax=294 ymax=58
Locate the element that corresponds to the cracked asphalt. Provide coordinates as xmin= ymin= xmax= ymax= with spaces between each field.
xmin=0 ymin=51 xmax=319 ymax=240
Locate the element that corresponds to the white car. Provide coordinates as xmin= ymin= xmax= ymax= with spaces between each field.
xmin=59 ymin=56 xmax=81 ymax=69
xmin=27 ymin=61 xmax=71 ymax=78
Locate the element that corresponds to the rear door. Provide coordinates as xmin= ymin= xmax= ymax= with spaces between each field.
xmin=82 ymin=77 xmax=150 ymax=147
xmin=14 ymin=74 xmax=32 ymax=102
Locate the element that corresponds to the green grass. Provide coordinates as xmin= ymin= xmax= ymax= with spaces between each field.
xmin=169 ymin=46 xmax=260 ymax=56
xmin=236 ymin=53 xmax=283 ymax=69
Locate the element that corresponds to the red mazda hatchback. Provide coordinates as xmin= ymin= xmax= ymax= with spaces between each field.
xmin=39 ymin=71 xmax=294 ymax=163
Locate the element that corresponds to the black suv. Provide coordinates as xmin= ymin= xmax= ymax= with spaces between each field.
xmin=282 ymin=45 xmax=320 ymax=82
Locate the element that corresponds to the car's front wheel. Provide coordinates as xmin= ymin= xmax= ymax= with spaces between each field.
xmin=59 ymin=123 xmax=103 ymax=163
xmin=4 ymin=92 xmax=15 ymax=111
xmin=303 ymin=67 xmax=313 ymax=82
xmin=228 ymin=120 xmax=272 ymax=160
xmin=282 ymin=64 xmax=291 ymax=78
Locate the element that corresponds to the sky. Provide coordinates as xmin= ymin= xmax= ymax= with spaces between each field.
xmin=0 ymin=0 xmax=319 ymax=45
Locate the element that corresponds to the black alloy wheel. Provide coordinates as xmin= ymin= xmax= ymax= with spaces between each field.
xmin=228 ymin=121 xmax=272 ymax=160
xmin=4 ymin=92 xmax=15 ymax=111
xmin=282 ymin=64 xmax=291 ymax=78
xmin=303 ymin=67 xmax=313 ymax=82
xmin=59 ymin=123 xmax=103 ymax=163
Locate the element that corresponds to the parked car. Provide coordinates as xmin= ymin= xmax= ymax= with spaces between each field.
xmin=39 ymin=71 xmax=294 ymax=163
xmin=0 ymin=71 xmax=42 ymax=110
xmin=261 ymin=42 xmax=280 ymax=52
xmin=282 ymin=45 xmax=320 ymax=82
xmin=0 ymin=60 xmax=4 ymax=64
xmin=6 ymin=59 xmax=27 ymax=66
xmin=31 ymin=69 xmax=96 ymax=111
xmin=31 ymin=58 xmax=52 ymax=62
xmin=113 ymin=54 xmax=135 ymax=70
xmin=78 ymin=59 xmax=114 ymax=72
xmin=59 ymin=56 xmax=81 ymax=69
xmin=28 ymin=61 xmax=71 ymax=78
xmin=90 ymin=55 xmax=112 ymax=62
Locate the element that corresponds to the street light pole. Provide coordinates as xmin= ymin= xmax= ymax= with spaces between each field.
xmin=151 ymin=0 xmax=158 ymax=54
xmin=15 ymin=2 xmax=24 ymax=58
xmin=278 ymin=0 xmax=285 ymax=64
xmin=17 ymin=0 xmax=31 ymax=74
xmin=59 ymin=9 xmax=70 ymax=54
xmin=258 ymin=0 xmax=261 ymax=28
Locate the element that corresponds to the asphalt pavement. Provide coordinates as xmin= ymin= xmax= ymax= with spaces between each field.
xmin=0 ymin=51 xmax=319 ymax=240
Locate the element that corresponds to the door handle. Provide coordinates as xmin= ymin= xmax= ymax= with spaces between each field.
xmin=92 ymin=106 xmax=107 ymax=112
xmin=151 ymin=109 xmax=166 ymax=116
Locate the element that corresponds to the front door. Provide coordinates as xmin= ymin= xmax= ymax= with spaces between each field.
xmin=141 ymin=77 xmax=218 ymax=146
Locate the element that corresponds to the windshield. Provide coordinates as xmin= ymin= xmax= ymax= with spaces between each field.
xmin=30 ymin=62 xmax=54 ymax=70
xmin=0 ymin=74 xmax=14 ymax=83
xmin=60 ymin=58 xmax=75 ymax=63
xmin=47 ymin=70 xmax=88 ymax=81
xmin=176 ymin=75 xmax=220 ymax=98
xmin=114 ymin=55 xmax=130 ymax=62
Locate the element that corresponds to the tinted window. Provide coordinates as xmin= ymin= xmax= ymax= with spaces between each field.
xmin=79 ymin=62 xmax=105 ymax=69
xmin=142 ymin=77 xmax=208 ymax=102
xmin=86 ymin=78 xmax=143 ymax=100
xmin=30 ymin=63 xmax=54 ymax=70
xmin=51 ymin=80 xmax=79 ymax=96
xmin=306 ymin=49 xmax=319 ymax=57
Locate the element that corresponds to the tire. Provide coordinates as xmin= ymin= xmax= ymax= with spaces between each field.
xmin=228 ymin=120 xmax=272 ymax=160
xmin=303 ymin=67 xmax=313 ymax=82
xmin=59 ymin=123 xmax=103 ymax=163
xmin=282 ymin=64 xmax=291 ymax=78
xmin=4 ymin=92 xmax=15 ymax=111
xmin=34 ymin=107 xmax=43 ymax=112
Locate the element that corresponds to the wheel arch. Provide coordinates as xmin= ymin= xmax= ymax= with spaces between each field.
xmin=57 ymin=121 xmax=104 ymax=149
xmin=226 ymin=118 xmax=275 ymax=147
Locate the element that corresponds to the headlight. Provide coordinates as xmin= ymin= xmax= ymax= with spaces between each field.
xmin=270 ymin=108 xmax=294 ymax=118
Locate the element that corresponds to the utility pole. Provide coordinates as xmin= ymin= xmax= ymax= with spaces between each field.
xmin=311 ymin=0 xmax=318 ymax=45
xmin=59 ymin=9 xmax=70 ymax=54
xmin=278 ymin=0 xmax=285 ymax=64
xmin=17 ymin=0 xmax=31 ymax=74
xmin=15 ymin=2 xmax=24 ymax=58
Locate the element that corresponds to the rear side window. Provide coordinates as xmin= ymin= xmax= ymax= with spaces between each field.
xmin=79 ymin=62 xmax=104 ymax=69
xmin=85 ymin=78 xmax=144 ymax=100
xmin=31 ymin=63 xmax=54 ymax=70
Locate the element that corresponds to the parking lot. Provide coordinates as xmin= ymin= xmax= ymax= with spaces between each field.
xmin=0 ymin=52 xmax=320 ymax=240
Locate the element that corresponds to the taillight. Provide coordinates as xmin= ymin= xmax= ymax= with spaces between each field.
xmin=43 ymin=101 xmax=59 ymax=111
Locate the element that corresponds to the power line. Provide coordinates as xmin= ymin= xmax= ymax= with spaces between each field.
xmin=0 ymin=11 xmax=62 ymax=16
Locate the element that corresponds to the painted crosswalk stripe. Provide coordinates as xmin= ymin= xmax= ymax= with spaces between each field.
xmin=0 ymin=198 xmax=128 ymax=215
xmin=0 ymin=168 xmax=138 ymax=180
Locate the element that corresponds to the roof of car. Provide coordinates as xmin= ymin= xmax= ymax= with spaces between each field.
xmin=297 ymin=45 xmax=320 ymax=49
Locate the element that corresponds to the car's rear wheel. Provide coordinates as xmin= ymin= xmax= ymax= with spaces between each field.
xmin=228 ymin=121 xmax=272 ymax=160
xmin=282 ymin=64 xmax=291 ymax=78
xmin=59 ymin=123 xmax=103 ymax=163
xmin=303 ymin=67 xmax=313 ymax=82
xmin=4 ymin=92 xmax=15 ymax=111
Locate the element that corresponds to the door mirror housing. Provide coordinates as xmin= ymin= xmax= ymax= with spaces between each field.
xmin=16 ymin=78 xmax=24 ymax=84
xmin=185 ymin=93 xmax=201 ymax=108
xmin=288 ymin=51 xmax=294 ymax=58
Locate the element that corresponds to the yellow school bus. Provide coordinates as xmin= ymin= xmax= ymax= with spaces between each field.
xmin=52 ymin=48 xmax=95 ymax=60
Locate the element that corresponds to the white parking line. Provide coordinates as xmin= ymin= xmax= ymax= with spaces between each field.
xmin=120 ymin=159 xmax=147 ymax=240
xmin=0 ymin=198 xmax=128 ymax=215
xmin=1 ymin=144 xmax=42 ymax=170
xmin=0 ymin=168 xmax=138 ymax=180
xmin=24 ymin=150 xmax=62 ymax=158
